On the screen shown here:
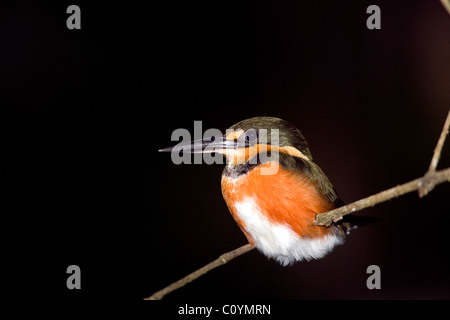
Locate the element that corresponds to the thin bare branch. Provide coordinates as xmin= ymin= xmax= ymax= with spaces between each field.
xmin=144 ymin=243 xmax=256 ymax=300
xmin=428 ymin=110 xmax=450 ymax=173
xmin=317 ymin=109 xmax=450 ymax=225
xmin=440 ymin=0 xmax=450 ymax=16
xmin=418 ymin=110 xmax=450 ymax=197
xmin=315 ymin=167 xmax=450 ymax=226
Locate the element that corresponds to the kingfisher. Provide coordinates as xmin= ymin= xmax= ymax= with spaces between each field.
xmin=160 ymin=117 xmax=351 ymax=266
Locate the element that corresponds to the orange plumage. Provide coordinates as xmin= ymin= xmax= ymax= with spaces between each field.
xmin=222 ymin=162 xmax=335 ymax=242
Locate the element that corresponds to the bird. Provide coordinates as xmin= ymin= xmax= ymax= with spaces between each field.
xmin=160 ymin=116 xmax=351 ymax=266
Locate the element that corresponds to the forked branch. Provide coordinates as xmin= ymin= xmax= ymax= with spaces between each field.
xmin=316 ymin=110 xmax=450 ymax=225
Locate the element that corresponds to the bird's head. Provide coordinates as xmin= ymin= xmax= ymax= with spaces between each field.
xmin=160 ymin=116 xmax=313 ymax=166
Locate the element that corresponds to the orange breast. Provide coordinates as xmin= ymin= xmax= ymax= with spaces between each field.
xmin=221 ymin=162 xmax=335 ymax=241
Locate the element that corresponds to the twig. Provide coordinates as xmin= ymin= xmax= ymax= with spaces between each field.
xmin=315 ymin=167 xmax=450 ymax=226
xmin=427 ymin=110 xmax=450 ymax=173
xmin=440 ymin=0 xmax=450 ymax=16
xmin=144 ymin=243 xmax=256 ymax=300
xmin=147 ymin=109 xmax=450 ymax=300
xmin=418 ymin=110 xmax=450 ymax=197
xmin=316 ymin=110 xmax=450 ymax=226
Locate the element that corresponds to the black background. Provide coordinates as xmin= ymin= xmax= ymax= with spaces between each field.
xmin=1 ymin=1 xmax=450 ymax=303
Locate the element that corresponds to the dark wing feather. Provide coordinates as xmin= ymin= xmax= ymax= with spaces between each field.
xmin=278 ymin=153 xmax=342 ymax=206
xmin=278 ymin=153 xmax=353 ymax=235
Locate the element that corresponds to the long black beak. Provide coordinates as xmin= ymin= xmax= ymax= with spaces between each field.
xmin=159 ymin=134 xmax=243 ymax=154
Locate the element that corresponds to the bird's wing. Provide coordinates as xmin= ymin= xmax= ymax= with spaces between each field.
xmin=278 ymin=153 xmax=342 ymax=207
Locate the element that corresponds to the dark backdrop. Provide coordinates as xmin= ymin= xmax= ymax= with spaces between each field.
xmin=1 ymin=1 xmax=450 ymax=302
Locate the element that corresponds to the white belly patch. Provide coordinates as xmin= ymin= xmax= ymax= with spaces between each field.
xmin=234 ymin=197 xmax=343 ymax=266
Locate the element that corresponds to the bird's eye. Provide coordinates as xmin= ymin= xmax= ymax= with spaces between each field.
xmin=243 ymin=129 xmax=258 ymax=143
